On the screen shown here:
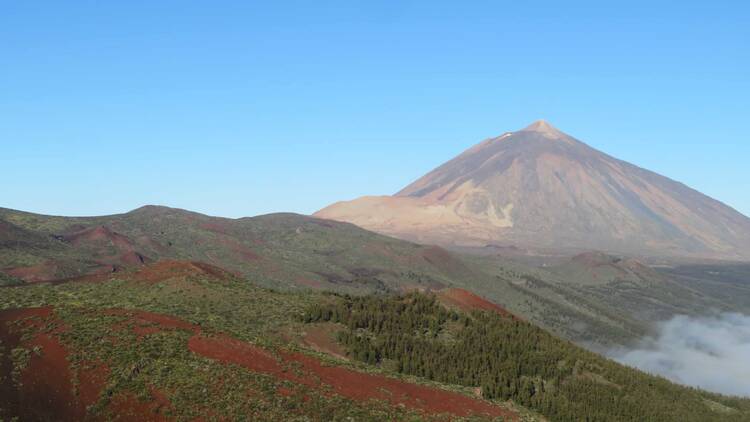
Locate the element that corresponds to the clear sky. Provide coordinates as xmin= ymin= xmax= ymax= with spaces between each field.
xmin=2 ymin=1 xmax=748 ymax=218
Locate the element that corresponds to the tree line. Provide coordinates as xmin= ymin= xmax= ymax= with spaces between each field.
xmin=304 ymin=292 xmax=750 ymax=422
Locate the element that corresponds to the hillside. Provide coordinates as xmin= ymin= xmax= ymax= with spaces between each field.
xmin=0 ymin=262 xmax=524 ymax=421
xmin=0 ymin=205 xmax=469 ymax=293
xmin=306 ymin=292 xmax=750 ymax=421
xmin=2 ymin=205 xmax=749 ymax=351
xmin=2 ymin=263 xmax=749 ymax=421
xmin=0 ymin=206 xmax=672 ymax=348
xmin=549 ymin=252 xmax=666 ymax=286
xmin=316 ymin=121 xmax=750 ymax=260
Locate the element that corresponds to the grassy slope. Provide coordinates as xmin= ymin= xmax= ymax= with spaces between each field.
xmin=0 ymin=206 xmax=634 ymax=346
xmin=2 ymin=205 xmax=749 ymax=349
xmin=2 ymin=268 xmax=748 ymax=421
xmin=658 ymin=264 xmax=750 ymax=312
xmin=1 ymin=204 xmax=749 ymax=420
xmin=0 ymin=272 xmax=23 ymax=287
xmin=0 ymin=206 xmax=467 ymax=293
xmin=0 ymin=267 xmax=527 ymax=421
xmin=306 ymin=292 xmax=750 ymax=421
xmin=459 ymin=253 xmax=750 ymax=348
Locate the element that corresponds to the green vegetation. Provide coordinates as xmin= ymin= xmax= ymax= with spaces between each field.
xmin=53 ymin=307 xmax=430 ymax=421
xmin=0 ymin=206 xmax=463 ymax=294
xmin=661 ymin=264 xmax=750 ymax=314
xmin=0 ymin=273 xmax=310 ymax=346
xmin=4 ymin=206 xmax=750 ymax=351
xmin=9 ymin=347 xmax=31 ymax=383
xmin=3 ymin=205 xmax=750 ymax=420
xmin=0 ymin=273 xmax=514 ymax=421
xmin=3 ymin=264 xmax=750 ymax=421
xmin=0 ymin=273 xmax=22 ymax=287
xmin=305 ymin=292 xmax=750 ymax=422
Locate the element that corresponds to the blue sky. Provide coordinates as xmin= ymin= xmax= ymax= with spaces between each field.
xmin=2 ymin=1 xmax=748 ymax=218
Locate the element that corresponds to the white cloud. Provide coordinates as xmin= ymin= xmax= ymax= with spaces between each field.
xmin=609 ymin=313 xmax=750 ymax=397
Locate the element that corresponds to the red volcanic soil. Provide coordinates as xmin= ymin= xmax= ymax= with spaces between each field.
xmin=63 ymin=225 xmax=134 ymax=249
xmin=2 ymin=305 xmax=516 ymax=420
xmin=377 ymin=244 xmax=467 ymax=287
xmin=116 ymin=251 xmax=148 ymax=266
xmin=107 ymin=308 xmax=200 ymax=334
xmin=51 ymin=260 xmax=237 ymax=287
xmin=63 ymin=225 xmax=151 ymax=268
xmin=4 ymin=261 xmax=60 ymax=283
xmin=437 ymin=288 xmax=514 ymax=318
xmin=190 ymin=333 xmax=516 ymax=419
xmin=196 ymin=217 xmax=264 ymax=246
xmin=4 ymin=226 xmax=165 ymax=284
xmin=77 ymin=361 xmax=110 ymax=408
xmin=0 ymin=219 xmax=14 ymax=236
xmin=0 ymin=307 xmax=109 ymax=421
xmin=199 ymin=220 xmax=233 ymax=235
xmin=189 ymin=334 xmax=282 ymax=374
xmin=295 ymin=277 xmax=325 ymax=289
xmin=0 ymin=307 xmax=74 ymax=421
xmin=0 ymin=307 xmax=173 ymax=421
xmin=107 ymin=388 xmax=171 ymax=422
xmin=285 ymin=351 xmax=514 ymax=419
xmin=570 ymin=251 xmax=625 ymax=270
xmin=414 ymin=245 xmax=470 ymax=279
xmin=421 ymin=245 xmax=456 ymax=267
xmin=124 ymin=260 xmax=236 ymax=284
xmin=219 ymin=236 xmax=261 ymax=261
xmin=301 ymin=323 xmax=348 ymax=360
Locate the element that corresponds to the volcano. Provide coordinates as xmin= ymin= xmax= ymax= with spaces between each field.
xmin=316 ymin=121 xmax=750 ymax=260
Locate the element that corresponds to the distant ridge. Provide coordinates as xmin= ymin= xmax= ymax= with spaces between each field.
xmin=316 ymin=121 xmax=750 ymax=260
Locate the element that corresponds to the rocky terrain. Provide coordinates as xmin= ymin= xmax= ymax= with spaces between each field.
xmin=317 ymin=121 xmax=750 ymax=260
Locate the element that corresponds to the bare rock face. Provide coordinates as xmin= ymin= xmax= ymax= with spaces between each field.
xmin=316 ymin=121 xmax=750 ymax=260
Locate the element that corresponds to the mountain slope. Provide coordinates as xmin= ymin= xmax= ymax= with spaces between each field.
xmin=0 ymin=205 xmax=642 ymax=346
xmin=316 ymin=120 xmax=750 ymax=260
xmin=0 ymin=206 xmax=470 ymax=293
xmin=3 ymin=265 xmax=750 ymax=421
xmin=549 ymin=251 xmax=667 ymax=286
xmin=306 ymin=292 xmax=750 ymax=421
xmin=4 ymin=205 xmax=750 ymax=349
xmin=0 ymin=262 xmax=525 ymax=421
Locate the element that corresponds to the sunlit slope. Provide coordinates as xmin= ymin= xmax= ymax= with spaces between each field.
xmin=317 ymin=121 xmax=750 ymax=260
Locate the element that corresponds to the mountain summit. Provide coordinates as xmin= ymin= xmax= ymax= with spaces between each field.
xmin=521 ymin=119 xmax=566 ymax=137
xmin=316 ymin=121 xmax=750 ymax=259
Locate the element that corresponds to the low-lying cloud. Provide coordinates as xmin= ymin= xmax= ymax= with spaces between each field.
xmin=609 ymin=313 xmax=750 ymax=397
